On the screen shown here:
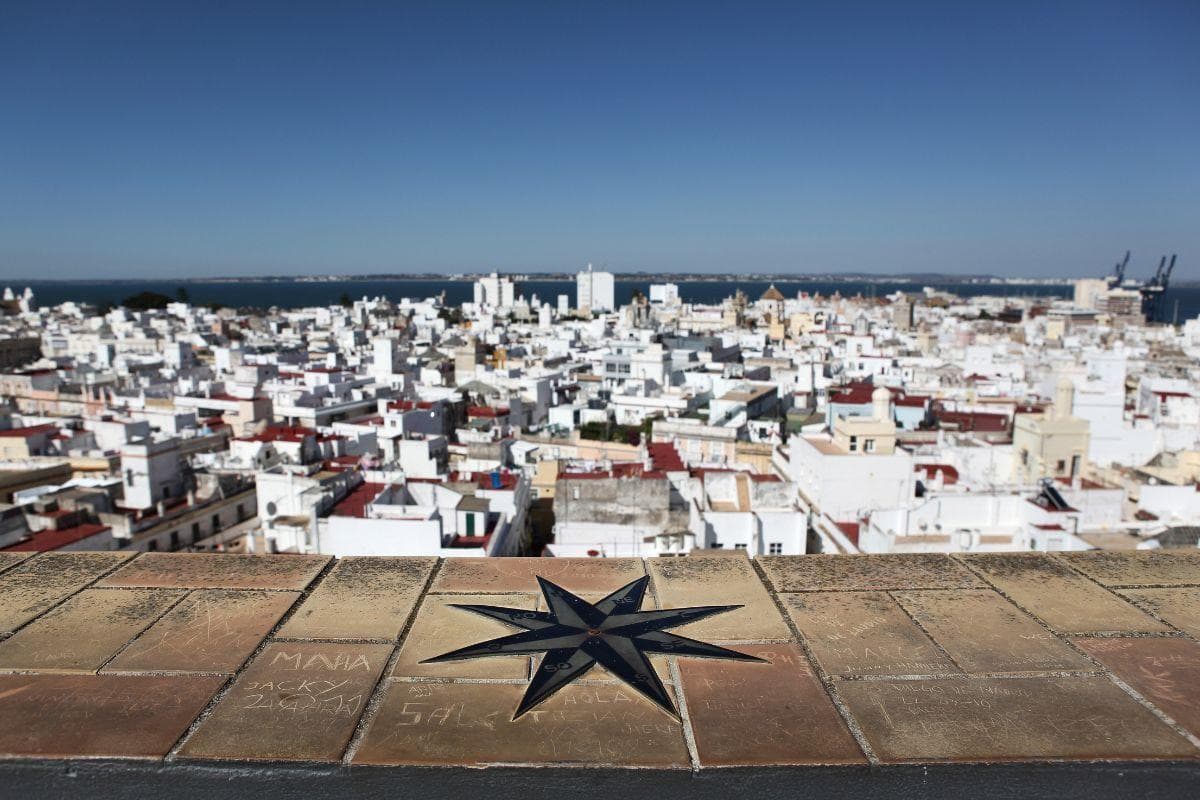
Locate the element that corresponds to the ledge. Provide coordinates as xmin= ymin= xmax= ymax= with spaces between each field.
xmin=0 ymin=551 xmax=1198 ymax=798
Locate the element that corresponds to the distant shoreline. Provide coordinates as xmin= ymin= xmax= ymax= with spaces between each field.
xmin=3 ymin=273 xmax=1114 ymax=286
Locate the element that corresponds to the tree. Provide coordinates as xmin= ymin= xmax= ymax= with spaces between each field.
xmin=121 ymin=291 xmax=172 ymax=311
xmin=339 ymin=292 xmax=353 ymax=308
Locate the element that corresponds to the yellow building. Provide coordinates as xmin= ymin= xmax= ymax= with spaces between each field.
xmin=1012 ymin=379 xmax=1090 ymax=483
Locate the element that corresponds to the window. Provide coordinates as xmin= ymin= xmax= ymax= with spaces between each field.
xmin=1056 ymin=459 xmax=1066 ymax=474
xmin=192 ymin=522 xmax=201 ymax=543
xmin=734 ymin=543 xmax=747 ymax=550
xmin=170 ymin=531 xmax=179 ymax=549
xmin=212 ymin=514 xmax=221 ymax=532
xmin=848 ymin=435 xmax=858 ymax=452
xmin=864 ymin=438 xmax=876 ymax=453
xmin=466 ymin=514 xmax=476 ymax=536
xmin=236 ymin=504 xmax=245 ymax=522
xmin=162 ymin=486 xmax=170 ymax=500
xmin=1070 ymin=454 xmax=1081 ymax=477
xmin=126 ymin=469 xmax=134 ymax=487
xmin=769 ymin=542 xmax=783 ymax=555
xmin=711 ymin=542 xmax=724 ymax=549
xmin=147 ymin=539 xmax=158 ymax=552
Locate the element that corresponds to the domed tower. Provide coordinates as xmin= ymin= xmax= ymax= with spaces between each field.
xmin=872 ymin=385 xmax=892 ymax=422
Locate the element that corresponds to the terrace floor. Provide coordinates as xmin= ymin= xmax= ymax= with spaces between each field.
xmin=0 ymin=550 xmax=1198 ymax=798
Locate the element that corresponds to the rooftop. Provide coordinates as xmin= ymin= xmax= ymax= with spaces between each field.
xmin=0 ymin=551 xmax=1197 ymax=798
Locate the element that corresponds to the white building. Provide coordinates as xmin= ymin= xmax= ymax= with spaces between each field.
xmin=576 ymin=263 xmax=615 ymax=313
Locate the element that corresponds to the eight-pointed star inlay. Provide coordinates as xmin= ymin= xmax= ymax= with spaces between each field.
xmin=421 ymin=575 xmax=765 ymax=719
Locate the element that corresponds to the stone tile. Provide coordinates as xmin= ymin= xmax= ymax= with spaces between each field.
xmin=1119 ymin=588 xmax=1200 ymax=638
xmin=679 ymin=643 xmax=865 ymax=765
xmin=99 ymin=552 xmax=330 ymax=590
xmin=961 ymin=554 xmax=1167 ymax=634
xmin=105 ymin=589 xmax=299 ymax=674
xmin=837 ymin=676 xmax=1197 ymax=763
xmin=353 ymin=680 xmax=689 ymax=767
xmin=277 ymin=557 xmax=435 ymax=640
xmin=0 ymin=553 xmax=30 ymax=575
xmin=782 ymin=591 xmax=958 ymax=676
xmin=647 ymin=556 xmax=791 ymax=640
xmin=1060 ymin=551 xmax=1200 ymax=588
xmin=0 ymin=588 xmax=183 ymax=673
xmin=893 ymin=589 xmax=1092 ymax=673
xmin=0 ymin=673 xmax=223 ymax=759
xmin=391 ymin=593 xmax=536 ymax=680
xmin=178 ymin=641 xmax=391 ymax=762
xmin=0 ymin=551 xmax=133 ymax=634
xmin=1074 ymin=637 xmax=1200 ymax=737
xmin=431 ymin=556 xmax=645 ymax=594
xmin=761 ymin=554 xmax=983 ymax=592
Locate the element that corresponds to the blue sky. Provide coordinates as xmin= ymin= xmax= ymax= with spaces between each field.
xmin=1 ymin=1 xmax=1197 ymax=279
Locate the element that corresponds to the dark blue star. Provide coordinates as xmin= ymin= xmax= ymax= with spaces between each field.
xmin=422 ymin=574 xmax=765 ymax=719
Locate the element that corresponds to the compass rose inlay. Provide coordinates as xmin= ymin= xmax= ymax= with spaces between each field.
xmin=422 ymin=574 xmax=765 ymax=719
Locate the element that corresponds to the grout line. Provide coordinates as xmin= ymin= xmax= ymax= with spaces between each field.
xmin=667 ymin=655 xmax=701 ymax=773
xmin=751 ymin=557 xmax=879 ymax=765
xmin=1050 ymin=553 xmax=1186 ymax=635
xmin=94 ymin=587 xmax=196 ymax=673
xmin=886 ymin=589 xmax=967 ymax=675
xmin=341 ymin=557 xmax=443 ymax=765
xmin=949 ymin=553 xmax=1200 ymax=738
xmin=1099 ymin=670 xmax=1200 ymax=751
xmin=1 ymin=553 xmax=139 ymax=641
xmin=163 ymin=556 xmax=340 ymax=761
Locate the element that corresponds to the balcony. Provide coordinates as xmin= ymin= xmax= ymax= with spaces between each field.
xmin=0 ymin=550 xmax=1197 ymax=798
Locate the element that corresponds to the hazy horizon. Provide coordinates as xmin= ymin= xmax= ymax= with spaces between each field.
xmin=2 ymin=2 xmax=1197 ymax=281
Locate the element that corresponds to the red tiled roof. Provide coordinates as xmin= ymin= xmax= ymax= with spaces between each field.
xmin=467 ymin=406 xmax=509 ymax=418
xmin=560 ymin=463 xmax=667 ymax=481
xmin=834 ymin=521 xmax=860 ymax=546
xmin=934 ymin=410 xmax=1009 ymax=433
xmin=236 ymin=425 xmax=316 ymax=444
xmin=1 ymin=523 xmax=111 ymax=552
xmin=916 ymin=464 xmax=960 ymax=485
xmin=0 ymin=424 xmax=57 ymax=438
xmin=647 ymin=442 xmax=685 ymax=472
xmin=330 ymin=482 xmax=386 ymax=518
xmin=449 ymin=471 xmax=519 ymax=490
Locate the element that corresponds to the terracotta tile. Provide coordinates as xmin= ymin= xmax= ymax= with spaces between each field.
xmin=782 ymin=591 xmax=958 ymax=676
xmin=278 ymin=557 xmax=435 ymax=640
xmin=0 ymin=673 xmax=223 ymax=759
xmin=431 ymin=556 xmax=645 ymax=594
xmin=647 ymin=556 xmax=791 ymax=640
xmin=0 ymin=588 xmax=182 ymax=673
xmin=960 ymin=554 xmax=1167 ymax=634
xmin=0 ymin=553 xmax=30 ymax=575
xmin=99 ymin=553 xmax=330 ymax=590
xmin=178 ymin=641 xmax=391 ymax=762
xmin=761 ymin=554 xmax=983 ymax=592
xmin=893 ymin=589 xmax=1092 ymax=673
xmin=0 ymin=551 xmax=133 ymax=634
xmin=105 ymin=590 xmax=299 ymax=674
xmin=838 ymin=676 xmax=1197 ymax=762
xmin=1060 ymin=551 xmax=1200 ymax=588
xmin=391 ymin=593 xmax=535 ymax=679
xmin=1119 ymin=588 xmax=1200 ymax=638
xmin=679 ymin=643 xmax=865 ymax=765
xmin=1074 ymin=637 xmax=1200 ymax=737
xmin=353 ymin=680 xmax=689 ymax=767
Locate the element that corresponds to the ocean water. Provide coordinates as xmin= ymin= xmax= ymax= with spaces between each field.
xmin=9 ymin=278 xmax=1200 ymax=321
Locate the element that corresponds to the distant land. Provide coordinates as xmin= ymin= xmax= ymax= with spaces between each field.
xmin=10 ymin=272 xmax=1166 ymax=285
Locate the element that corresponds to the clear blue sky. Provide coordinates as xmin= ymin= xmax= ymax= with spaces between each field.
xmin=2 ymin=1 xmax=1197 ymax=279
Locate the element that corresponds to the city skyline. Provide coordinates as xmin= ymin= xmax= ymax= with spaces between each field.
xmin=2 ymin=1 xmax=1197 ymax=280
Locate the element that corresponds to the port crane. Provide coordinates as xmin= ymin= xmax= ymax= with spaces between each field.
xmin=1101 ymin=251 xmax=1178 ymax=323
